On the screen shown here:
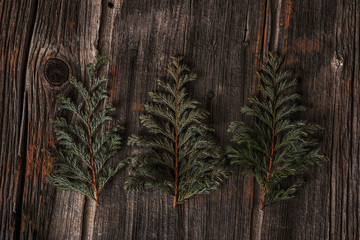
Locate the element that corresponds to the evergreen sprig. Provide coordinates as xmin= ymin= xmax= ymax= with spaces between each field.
xmin=47 ymin=56 xmax=125 ymax=204
xmin=227 ymin=53 xmax=326 ymax=210
xmin=125 ymin=56 xmax=229 ymax=208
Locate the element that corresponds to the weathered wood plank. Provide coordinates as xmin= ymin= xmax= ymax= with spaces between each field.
xmin=268 ymin=1 xmax=359 ymax=239
xmin=0 ymin=0 xmax=37 ymax=238
xmin=98 ymin=0 xmax=360 ymax=239
xmin=0 ymin=0 xmax=359 ymax=239
xmin=258 ymin=0 xmax=360 ymax=239
xmin=97 ymin=0 xmax=264 ymax=239
xmin=18 ymin=0 xmax=103 ymax=239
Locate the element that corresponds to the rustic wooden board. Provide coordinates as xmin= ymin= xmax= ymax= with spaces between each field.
xmin=0 ymin=0 xmax=37 ymax=239
xmin=0 ymin=0 xmax=359 ymax=239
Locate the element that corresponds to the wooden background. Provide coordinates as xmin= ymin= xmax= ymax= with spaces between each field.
xmin=1 ymin=0 xmax=359 ymax=239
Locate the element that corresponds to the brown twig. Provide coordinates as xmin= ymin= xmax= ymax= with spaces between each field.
xmin=173 ymin=73 xmax=180 ymax=208
xmin=260 ymin=93 xmax=276 ymax=210
xmin=87 ymin=100 xmax=99 ymax=205
xmin=173 ymin=129 xmax=179 ymax=208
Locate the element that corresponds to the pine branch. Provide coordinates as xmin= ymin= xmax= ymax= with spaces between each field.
xmin=227 ymin=53 xmax=326 ymax=210
xmin=47 ymin=56 xmax=125 ymax=205
xmin=125 ymin=56 xmax=229 ymax=207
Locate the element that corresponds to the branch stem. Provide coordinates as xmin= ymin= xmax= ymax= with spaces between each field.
xmin=260 ymin=87 xmax=276 ymax=210
xmin=173 ymin=71 xmax=180 ymax=208
xmin=87 ymin=99 xmax=99 ymax=205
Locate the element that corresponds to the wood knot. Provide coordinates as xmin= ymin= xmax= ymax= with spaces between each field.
xmin=333 ymin=56 xmax=344 ymax=67
xmin=331 ymin=55 xmax=344 ymax=73
xmin=108 ymin=2 xmax=114 ymax=8
xmin=207 ymin=91 xmax=214 ymax=99
xmin=44 ymin=58 xmax=69 ymax=85
xmin=241 ymin=41 xmax=250 ymax=48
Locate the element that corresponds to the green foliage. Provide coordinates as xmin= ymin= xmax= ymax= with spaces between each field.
xmin=125 ymin=56 xmax=229 ymax=207
xmin=47 ymin=56 xmax=125 ymax=204
xmin=227 ymin=53 xmax=326 ymax=209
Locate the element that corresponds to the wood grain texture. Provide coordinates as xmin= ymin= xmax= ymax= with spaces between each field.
xmin=0 ymin=0 xmax=359 ymax=239
xmin=0 ymin=0 xmax=37 ymax=239
xmin=13 ymin=0 xmax=103 ymax=239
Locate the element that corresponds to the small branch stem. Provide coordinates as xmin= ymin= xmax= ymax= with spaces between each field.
xmin=87 ymin=99 xmax=99 ymax=205
xmin=260 ymin=86 xmax=277 ymax=210
xmin=173 ymin=130 xmax=179 ymax=208
xmin=173 ymin=72 xmax=180 ymax=208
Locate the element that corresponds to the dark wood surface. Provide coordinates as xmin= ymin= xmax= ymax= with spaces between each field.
xmin=1 ymin=0 xmax=359 ymax=239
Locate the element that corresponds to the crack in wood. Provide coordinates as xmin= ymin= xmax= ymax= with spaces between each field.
xmin=252 ymin=1 xmax=269 ymax=239
xmin=259 ymin=0 xmax=269 ymax=65
xmin=14 ymin=0 xmax=39 ymax=238
xmin=272 ymin=0 xmax=283 ymax=51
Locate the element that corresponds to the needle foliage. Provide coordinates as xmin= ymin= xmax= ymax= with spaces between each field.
xmin=125 ymin=56 xmax=229 ymax=208
xmin=47 ymin=56 xmax=125 ymax=204
xmin=227 ymin=53 xmax=326 ymax=210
